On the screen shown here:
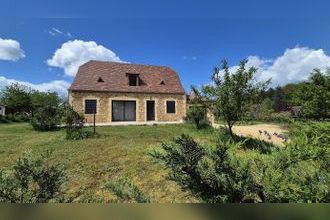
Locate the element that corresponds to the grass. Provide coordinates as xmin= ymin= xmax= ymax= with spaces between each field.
xmin=0 ymin=122 xmax=217 ymax=202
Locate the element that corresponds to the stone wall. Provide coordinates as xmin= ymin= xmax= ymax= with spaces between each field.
xmin=68 ymin=91 xmax=186 ymax=123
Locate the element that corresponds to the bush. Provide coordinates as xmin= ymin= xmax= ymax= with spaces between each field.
xmin=62 ymin=106 xmax=98 ymax=140
xmin=66 ymin=128 xmax=97 ymax=140
xmin=151 ymin=124 xmax=329 ymax=202
xmin=104 ymin=178 xmax=150 ymax=203
xmin=14 ymin=112 xmax=30 ymax=122
xmin=0 ymin=151 xmax=67 ymax=203
xmin=0 ymin=113 xmax=30 ymax=124
xmin=186 ymin=104 xmax=210 ymax=129
xmin=30 ymin=105 xmax=62 ymax=131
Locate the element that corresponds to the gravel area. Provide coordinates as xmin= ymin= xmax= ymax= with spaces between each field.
xmin=213 ymin=123 xmax=289 ymax=146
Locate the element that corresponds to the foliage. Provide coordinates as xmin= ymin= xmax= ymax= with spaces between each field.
xmin=186 ymin=104 xmax=210 ymax=129
xmin=292 ymin=69 xmax=330 ymax=120
xmin=152 ymin=122 xmax=329 ymax=202
xmin=0 ymin=151 xmax=67 ymax=203
xmin=30 ymin=105 xmax=62 ymax=131
xmin=216 ymin=127 xmax=276 ymax=154
xmin=0 ymin=83 xmax=62 ymax=117
xmin=30 ymin=91 xmax=61 ymax=112
xmin=0 ymin=83 xmax=32 ymax=114
xmin=268 ymin=111 xmax=293 ymax=123
xmin=105 ymin=178 xmax=150 ymax=203
xmin=202 ymin=59 xmax=269 ymax=138
xmin=245 ymin=98 xmax=274 ymax=121
xmin=62 ymin=105 xmax=97 ymax=140
xmin=0 ymin=113 xmax=31 ymax=124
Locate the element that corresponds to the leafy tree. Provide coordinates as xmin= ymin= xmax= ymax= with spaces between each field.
xmin=31 ymin=91 xmax=61 ymax=112
xmin=0 ymin=83 xmax=32 ymax=114
xmin=202 ymin=59 xmax=269 ymax=138
xmin=272 ymin=86 xmax=290 ymax=112
xmin=292 ymin=69 xmax=330 ymax=120
xmin=0 ymin=151 xmax=67 ymax=203
xmin=0 ymin=83 xmax=62 ymax=118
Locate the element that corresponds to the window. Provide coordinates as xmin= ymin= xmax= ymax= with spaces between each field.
xmin=85 ymin=100 xmax=97 ymax=114
xmin=166 ymin=101 xmax=176 ymax=114
xmin=128 ymin=74 xmax=139 ymax=86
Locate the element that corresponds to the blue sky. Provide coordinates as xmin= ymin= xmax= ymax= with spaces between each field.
xmin=1 ymin=0 xmax=330 ymax=97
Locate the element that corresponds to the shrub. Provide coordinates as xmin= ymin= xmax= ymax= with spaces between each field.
xmin=14 ymin=112 xmax=30 ymax=122
xmin=62 ymin=106 xmax=98 ymax=140
xmin=104 ymin=178 xmax=150 ymax=203
xmin=186 ymin=104 xmax=210 ymax=129
xmin=0 ymin=151 xmax=67 ymax=203
xmin=151 ymin=124 xmax=329 ymax=203
xmin=30 ymin=105 xmax=62 ymax=131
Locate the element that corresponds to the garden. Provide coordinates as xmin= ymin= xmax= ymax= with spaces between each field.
xmin=0 ymin=60 xmax=328 ymax=203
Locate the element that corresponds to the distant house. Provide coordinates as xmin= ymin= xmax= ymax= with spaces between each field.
xmin=68 ymin=61 xmax=187 ymax=124
xmin=0 ymin=105 xmax=5 ymax=116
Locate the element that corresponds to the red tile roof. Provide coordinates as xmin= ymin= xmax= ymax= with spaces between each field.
xmin=69 ymin=61 xmax=185 ymax=94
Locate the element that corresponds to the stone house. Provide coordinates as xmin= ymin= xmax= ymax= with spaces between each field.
xmin=68 ymin=61 xmax=187 ymax=124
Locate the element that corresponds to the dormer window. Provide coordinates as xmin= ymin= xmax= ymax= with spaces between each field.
xmin=97 ymin=77 xmax=104 ymax=83
xmin=128 ymin=74 xmax=139 ymax=86
xmin=160 ymin=81 xmax=165 ymax=85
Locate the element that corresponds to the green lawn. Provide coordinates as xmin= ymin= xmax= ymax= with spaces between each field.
xmin=0 ymin=123 xmax=217 ymax=202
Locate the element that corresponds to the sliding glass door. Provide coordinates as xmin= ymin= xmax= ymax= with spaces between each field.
xmin=112 ymin=101 xmax=136 ymax=121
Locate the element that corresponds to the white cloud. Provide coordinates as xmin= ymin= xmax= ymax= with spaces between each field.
xmin=47 ymin=40 xmax=124 ymax=77
xmin=48 ymin=28 xmax=73 ymax=38
xmin=0 ymin=76 xmax=70 ymax=99
xmin=0 ymin=38 xmax=25 ymax=61
xmin=226 ymin=47 xmax=330 ymax=86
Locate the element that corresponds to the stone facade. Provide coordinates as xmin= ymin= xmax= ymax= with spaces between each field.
xmin=69 ymin=91 xmax=187 ymax=123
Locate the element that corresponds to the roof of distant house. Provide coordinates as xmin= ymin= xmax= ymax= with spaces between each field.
xmin=69 ymin=61 xmax=185 ymax=94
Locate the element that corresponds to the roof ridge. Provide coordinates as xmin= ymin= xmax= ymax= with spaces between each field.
xmin=87 ymin=60 xmax=172 ymax=69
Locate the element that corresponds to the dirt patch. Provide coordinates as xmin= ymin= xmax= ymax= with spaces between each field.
xmin=214 ymin=123 xmax=289 ymax=146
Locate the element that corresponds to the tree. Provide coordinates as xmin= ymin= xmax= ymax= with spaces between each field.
xmin=272 ymin=86 xmax=289 ymax=112
xmin=0 ymin=151 xmax=66 ymax=203
xmin=0 ymin=83 xmax=62 ymax=117
xmin=202 ymin=59 xmax=269 ymax=138
xmin=292 ymin=69 xmax=330 ymax=120
xmin=0 ymin=83 xmax=32 ymax=114
xmin=30 ymin=91 xmax=61 ymax=112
